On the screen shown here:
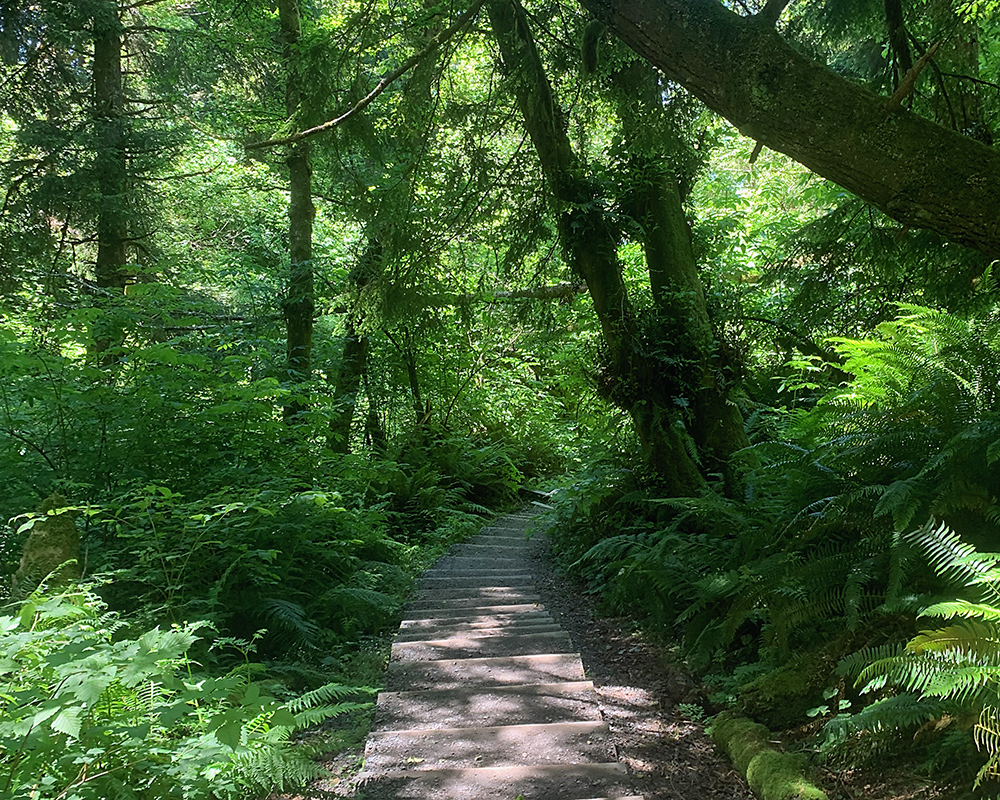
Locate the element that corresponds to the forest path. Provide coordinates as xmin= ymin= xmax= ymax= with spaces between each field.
xmin=357 ymin=508 xmax=643 ymax=800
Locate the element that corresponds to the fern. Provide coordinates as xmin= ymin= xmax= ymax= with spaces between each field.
xmin=837 ymin=522 xmax=1000 ymax=784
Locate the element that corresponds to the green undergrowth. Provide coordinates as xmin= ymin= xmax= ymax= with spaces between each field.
xmin=0 ymin=410 xmax=523 ymax=797
xmin=0 ymin=584 xmax=376 ymax=800
xmin=542 ymin=306 xmax=1000 ymax=794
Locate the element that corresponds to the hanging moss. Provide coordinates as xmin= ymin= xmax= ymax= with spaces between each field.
xmin=709 ymin=711 xmax=828 ymax=800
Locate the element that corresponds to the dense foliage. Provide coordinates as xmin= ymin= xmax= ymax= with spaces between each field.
xmin=3 ymin=0 xmax=1000 ymax=796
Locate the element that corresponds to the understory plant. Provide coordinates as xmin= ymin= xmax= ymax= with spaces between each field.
xmin=546 ymin=305 xmax=1000 ymax=738
xmin=832 ymin=521 xmax=1000 ymax=787
xmin=0 ymin=584 xmax=372 ymax=800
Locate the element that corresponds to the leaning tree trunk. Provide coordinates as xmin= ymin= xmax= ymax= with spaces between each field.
xmin=91 ymin=1 xmax=128 ymax=360
xmin=279 ymin=0 xmax=315 ymax=421
xmin=577 ymin=0 xmax=1000 ymax=258
xmin=486 ymin=0 xmax=704 ymax=494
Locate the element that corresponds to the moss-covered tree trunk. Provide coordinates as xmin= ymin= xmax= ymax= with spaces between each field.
xmin=486 ymin=0 xmax=704 ymax=493
xmin=328 ymin=323 xmax=368 ymax=453
xmin=279 ymin=0 xmax=315 ymax=421
xmin=328 ymin=238 xmax=381 ymax=453
xmin=614 ymin=64 xmax=748 ymax=491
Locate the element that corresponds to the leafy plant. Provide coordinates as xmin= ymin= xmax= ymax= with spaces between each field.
xmin=0 ymin=585 xmax=373 ymax=799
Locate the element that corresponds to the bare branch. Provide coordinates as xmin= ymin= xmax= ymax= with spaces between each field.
xmin=887 ymin=39 xmax=942 ymax=111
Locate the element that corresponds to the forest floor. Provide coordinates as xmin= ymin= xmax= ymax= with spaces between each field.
xmin=277 ymin=512 xmax=963 ymax=800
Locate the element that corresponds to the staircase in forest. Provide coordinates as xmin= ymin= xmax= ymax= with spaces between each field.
xmin=358 ymin=509 xmax=642 ymax=800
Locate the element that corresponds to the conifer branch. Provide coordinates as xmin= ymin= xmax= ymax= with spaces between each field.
xmin=246 ymin=0 xmax=484 ymax=151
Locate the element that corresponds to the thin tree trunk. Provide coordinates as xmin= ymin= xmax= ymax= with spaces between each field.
xmin=279 ymin=0 xmax=315 ymax=421
xmin=91 ymin=1 xmax=128 ymax=359
xmin=327 ymin=322 xmax=368 ymax=454
xmin=364 ymin=367 xmax=387 ymax=453
xmin=884 ymin=0 xmax=912 ymax=88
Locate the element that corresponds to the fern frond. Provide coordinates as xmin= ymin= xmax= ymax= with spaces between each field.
xmin=921 ymin=600 xmax=1000 ymax=621
xmin=293 ymin=700 xmax=373 ymax=728
xmin=907 ymin=621 xmax=1000 ymax=658
xmin=262 ymin=598 xmax=320 ymax=645
xmin=827 ymin=693 xmax=952 ymax=737
xmin=975 ymin=705 xmax=1000 ymax=785
xmin=284 ymin=682 xmax=376 ymax=714
xmin=905 ymin=521 xmax=1000 ymax=607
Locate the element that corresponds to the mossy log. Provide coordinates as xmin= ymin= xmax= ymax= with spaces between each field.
xmin=709 ymin=711 xmax=828 ymax=800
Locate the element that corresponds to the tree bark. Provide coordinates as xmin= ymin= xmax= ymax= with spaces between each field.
xmin=487 ymin=0 xmax=704 ymax=494
xmin=578 ymin=0 xmax=1000 ymax=258
xmin=614 ymin=64 xmax=748 ymax=491
xmin=279 ymin=0 xmax=315 ymax=421
xmin=92 ymin=3 xmax=128 ymax=296
xmin=89 ymin=1 xmax=130 ymax=363
xmin=884 ymin=0 xmax=912 ymax=88
xmin=327 ymin=322 xmax=368 ymax=454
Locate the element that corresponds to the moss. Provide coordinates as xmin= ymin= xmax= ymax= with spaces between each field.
xmin=11 ymin=494 xmax=80 ymax=601
xmin=710 ymin=711 xmax=828 ymax=800
xmin=737 ymin=635 xmax=853 ymax=729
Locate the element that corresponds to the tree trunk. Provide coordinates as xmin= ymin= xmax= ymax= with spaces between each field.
xmin=487 ymin=0 xmax=704 ymax=494
xmin=614 ymin=64 xmax=749 ymax=491
xmin=327 ymin=323 xmax=368 ymax=454
xmin=364 ymin=367 xmax=387 ymax=453
xmin=884 ymin=0 xmax=912 ymax=88
xmin=91 ymin=2 xmax=128 ymax=359
xmin=279 ymin=0 xmax=315 ymax=421
xmin=578 ymin=0 xmax=1000 ymax=258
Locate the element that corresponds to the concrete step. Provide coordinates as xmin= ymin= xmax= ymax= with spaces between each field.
xmin=418 ymin=577 xmax=535 ymax=592
xmin=395 ymin=622 xmax=563 ymax=643
xmin=450 ymin=541 xmax=529 ymax=552
xmin=413 ymin=586 xmax=539 ymax=602
xmin=356 ymin=763 xmax=635 ymax=800
xmin=385 ymin=653 xmax=586 ymax=691
xmin=363 ymin=720 xmax=615 ymax=771
xmin=395 ymin=617 xmax=557 ymax=638
xmin=421 ymin=567 xmax=535 ymax=579
xmin=399 ymin=611 xmax=553 ymax=629
xmin=462 ymin=537 xmax=531 ymax=547
xmin=446 ymin=546 xmax=530 ymax=558
xmin=431 ymin=556 xmax=532 ymax=570
xmin=374 ymin=681 xmax=602 ymax=731
xmin=404 ymin=603 xmax=546 ymax=620
xmin=415 ymin=578 xmax=535 ymax=597
xmin=391 ymin=631 xmax=572 ymax=661
xmin=407 ymin=594 xmax=542 ymax=611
